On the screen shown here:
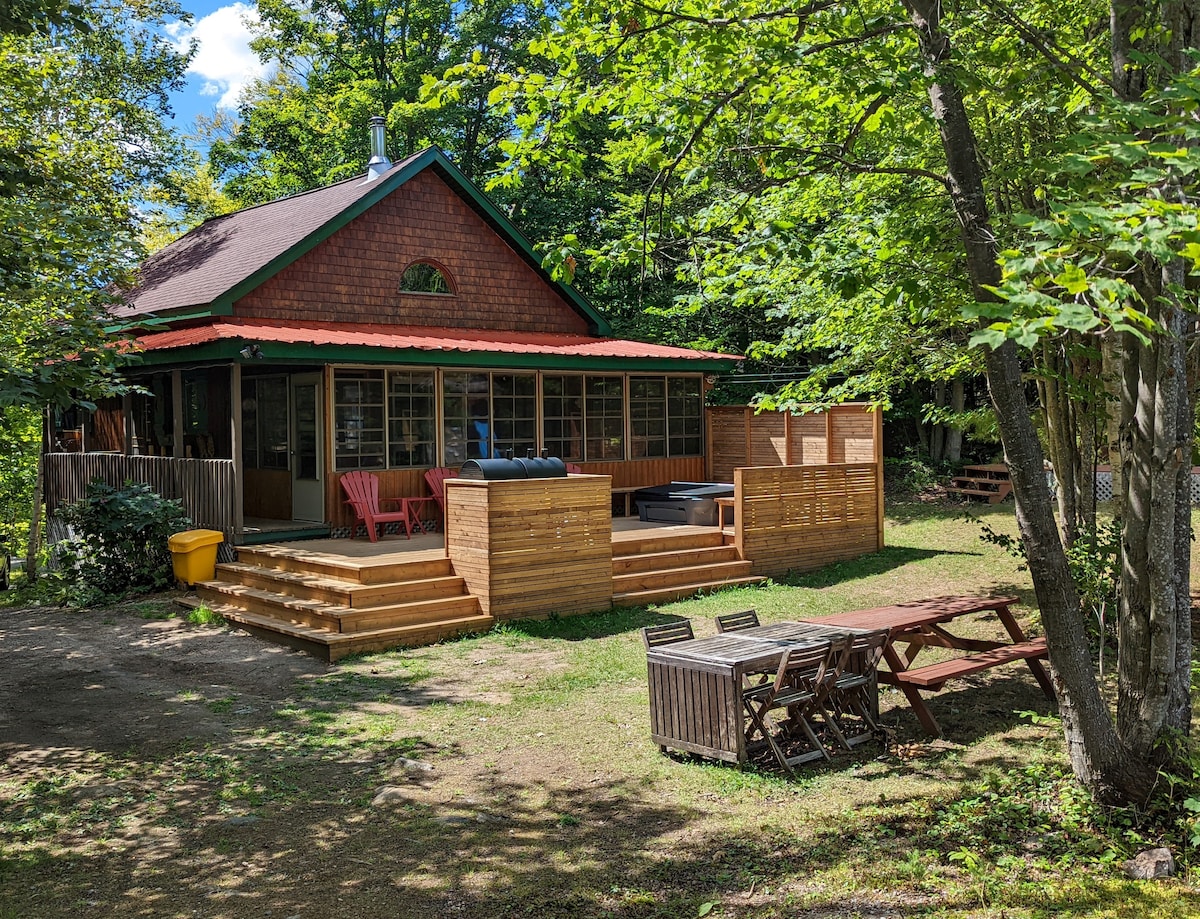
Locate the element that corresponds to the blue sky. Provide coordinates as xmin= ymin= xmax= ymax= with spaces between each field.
xmin=163 ymin=1 xmax=271 ymax=129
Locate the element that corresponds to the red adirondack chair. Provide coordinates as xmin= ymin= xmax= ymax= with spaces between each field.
xmin=423 ymin=466 xmax=458 ymax=528
xmin=565 ymin=463 xmax=583 ymax=474
xmin=340 ymin=471 xmax=414 ymax=542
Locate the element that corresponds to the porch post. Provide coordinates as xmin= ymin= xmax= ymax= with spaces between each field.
xmin=171 ymin=369 xmax=184 ymax=458
xmin=230 ymin=362 xmax=244 ymax=538
xmin=122 ymin=393 xmax=134 ymax=455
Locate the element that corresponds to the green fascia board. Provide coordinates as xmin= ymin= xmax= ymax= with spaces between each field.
xmin=132 ymin=340 xmax=739 ymax=373
xmin=106 ymin=304 xmax=229 ymax=334
xmin=212 ymin=148 xmax=612 ymax=337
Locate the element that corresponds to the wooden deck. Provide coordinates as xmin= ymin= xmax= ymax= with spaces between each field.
xmin=190 ymin=521 xmax=765 ymax=660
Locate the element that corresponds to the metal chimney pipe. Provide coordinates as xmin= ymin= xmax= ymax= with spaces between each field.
xmin=366 ymin=115 xmax=391 ymax=181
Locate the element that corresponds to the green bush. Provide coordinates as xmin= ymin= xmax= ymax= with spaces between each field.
xmin=57 ymin=480 xmax=191 ymax=600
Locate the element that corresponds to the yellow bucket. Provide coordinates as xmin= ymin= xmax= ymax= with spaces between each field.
xmin=167 ymin=529 xmax=225 ymax=586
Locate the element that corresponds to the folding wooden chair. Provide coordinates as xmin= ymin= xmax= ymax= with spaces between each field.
xmin=743 ymin=638 xmax=849 ymax=773
xmin=340 ymin=471 xmax=415 ymax=542
xmin=715 ymin=609 xmax=760 ymax=633
xmin=641 ymin=620 xmax=695 ymax=650
xmin=826 ymin=628 xmax=890 ymax=747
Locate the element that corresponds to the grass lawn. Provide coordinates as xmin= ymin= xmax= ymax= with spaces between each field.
xmin=0 ymin=501 xmax=1196 ymax=917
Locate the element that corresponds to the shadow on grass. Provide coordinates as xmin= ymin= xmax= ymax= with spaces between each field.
xmin=493 ymin=605 xmax=687 ymax=642
xmin=3 ymin=738 xmax=1190 ymax=919
xmin=778 ymin=544 xmax=980 ymax=589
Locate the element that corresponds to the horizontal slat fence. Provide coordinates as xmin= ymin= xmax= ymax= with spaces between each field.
xmin=444 ymin=476 xmax=612 ymax=620
xmin=707 ymin=403 xmax=879 ymax=481
xmin=45 ymin=453 xmax=238 ymax=540
xmin=735 ymin=463 xmax=881 ymax=578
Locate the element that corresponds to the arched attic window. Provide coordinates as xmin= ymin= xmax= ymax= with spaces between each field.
xmin=399 ymin=260 xmax=454 ymax=295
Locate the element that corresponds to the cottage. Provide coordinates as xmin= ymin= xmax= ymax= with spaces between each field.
xmin=43 ymin=122 xmax=884 ymax=658
xmin=54 ymin=124 xmax=736 ymax=540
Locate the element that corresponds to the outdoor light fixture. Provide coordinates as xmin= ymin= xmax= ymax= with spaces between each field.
xmin=239 ymin=344 xmax=264 ymax=360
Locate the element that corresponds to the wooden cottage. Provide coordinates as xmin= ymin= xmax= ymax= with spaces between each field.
xmin=44 ymin=134 xmax=885 ymax=658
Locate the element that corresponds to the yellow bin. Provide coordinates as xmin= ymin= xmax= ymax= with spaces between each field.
xmin=168 ymin=529 xmax=225 ymax=586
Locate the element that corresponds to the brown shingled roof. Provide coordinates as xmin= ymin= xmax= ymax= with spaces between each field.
xmin=114 ymin=151 xmax=425 ymax=319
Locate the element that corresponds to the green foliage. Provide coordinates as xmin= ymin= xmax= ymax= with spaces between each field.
xmin=0 ymin=0 xmax=191 ymax=411
xmin=883 ymin=453 xmax=940 ymax=498
xmin=975 ymin=71 xmax=1200 ymax=349
xmin=57 ymin=480 xmax=191 ymax=602
xmin=0 ymin=406 xmax=39 ymax=554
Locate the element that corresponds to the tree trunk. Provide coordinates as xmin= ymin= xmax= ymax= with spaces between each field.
xmin=945 ymin=378 xmax=965 ymax=463
xmin=903 ymin=0 xmax=1154 ymax=801
xmin=25 ymin=413 xmax=46 ymax=584
xmin=1103 ymin=334 xmax=1125 ymax=517
xmin=930 ymin=380 xmax=946 ymax=463
xmin=1109 ymin=0 xmax=1196 ymax=761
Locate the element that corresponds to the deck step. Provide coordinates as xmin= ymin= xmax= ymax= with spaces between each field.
xmin=613 ymin=575 xmax=765 ymax=607
xmin=214 ymin=561 xmax=467 ymax=608
xmin=612 ymin=544 xmax=741 ymax=574
xmin=612 ymin=529 xmax=725 ymax=557
xmin=234 ymin=545 xmax=453 ymax=585
xmin=196 ymin=580 xmax=480 ymax=634
xmin=178 ymin=597 xmax=494 ymax=663
xmin=613 ymin=560 xmax=755 ymax=593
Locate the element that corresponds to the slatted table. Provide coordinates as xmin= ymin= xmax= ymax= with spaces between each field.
xmin=800 ymin=595 xmax=1053 ymax=737
xmin=645 ymin=622 xmax=865 ymax=764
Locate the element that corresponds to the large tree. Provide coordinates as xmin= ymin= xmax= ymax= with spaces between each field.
xmin=499 ymin=0 xmax=1194 ymax=803
xmin=0 ymin=0 xmax=192 ymax=572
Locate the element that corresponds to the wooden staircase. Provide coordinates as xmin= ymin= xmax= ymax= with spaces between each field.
xmin=612 ymin=528 xmax=765 ymax=606
xmin=182 ymin=545 xmax=494 ymax=662
xmin=947 ymin=463 xmax=1013 ymax=504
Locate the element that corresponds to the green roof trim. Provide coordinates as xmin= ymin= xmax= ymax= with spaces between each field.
xmin=132 ymin=340 xmax=739 ymax=373
xmin=210 ymin=148 xmax=612 ymax=336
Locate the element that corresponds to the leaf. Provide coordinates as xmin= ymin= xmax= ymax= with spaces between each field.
xmin=697 ymin=902 xmax=715 ymax=917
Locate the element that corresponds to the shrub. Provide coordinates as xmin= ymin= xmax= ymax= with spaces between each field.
xmin=57 ymin=479 xmax=191 ymax=600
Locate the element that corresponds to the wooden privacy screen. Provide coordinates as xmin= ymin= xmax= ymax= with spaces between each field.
xmin=444 ymin=475 xmax=613 ymax=620
xmin=45 ymin=453 xmax=238 ymax=539
xmin=707 ymin=404 xmax=879 ymax=481
xmin=734 ymin=464 xmax=882 ymax=578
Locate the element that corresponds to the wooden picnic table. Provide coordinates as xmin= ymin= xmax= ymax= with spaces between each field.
xmin=800 ymin=595 xmax=1054 ymax=737
xmin=645 ymin=621 xmax=867 ymax=765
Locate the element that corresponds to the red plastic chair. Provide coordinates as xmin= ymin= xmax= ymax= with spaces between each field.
xmin=340 ymin=471 xmax=414 ymax=542
xmin=565 ymin=463 xmax=583 ymax=474
xmin=423 ymin=467 xmax=459 ymax=527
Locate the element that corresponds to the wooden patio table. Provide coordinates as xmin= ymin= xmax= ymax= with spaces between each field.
xmin=645 ymin=621 xmax=868 ymax=765
xmin=799 ymin=595 xmax=1054 ymax=737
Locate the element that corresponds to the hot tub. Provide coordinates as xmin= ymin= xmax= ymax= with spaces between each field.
xmin=634 ymin=482 xmax=734 ymax=526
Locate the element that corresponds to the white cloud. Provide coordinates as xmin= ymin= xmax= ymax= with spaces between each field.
xmin=167 ymin=3 xmax=270 ymax=110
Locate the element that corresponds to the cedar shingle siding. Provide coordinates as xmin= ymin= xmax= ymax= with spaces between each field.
xmin=234 ymin=171 xmax=589 ymax=334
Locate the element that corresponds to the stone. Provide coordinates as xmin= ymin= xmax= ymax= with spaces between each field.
xmin=1123 ymin=847 xmax=1175 ymax=880
xmin=395 ymin=756 xmax=434 ymax=773
xmin=371 ymin=786 xmax=409 ymax=806
xmin=222 ymin=814 xmax=261 ymax=827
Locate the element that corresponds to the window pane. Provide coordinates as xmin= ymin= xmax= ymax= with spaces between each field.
xmin=629 ymin=375 xmax=666 ymax=459
xmin=388 ymin=370 xmax=436 ymax=467
xmin=334 ymin=370 xmax=386 ymax=470
xmin=492 ymin=374 xmax=537 ymax=459
xmin=443 ymin=372 xmax=492 ymax=464
xmin=666 ymin=376 xmax=703 ymax=457
xmin=584 ymin=376 xmax=624 ymax=460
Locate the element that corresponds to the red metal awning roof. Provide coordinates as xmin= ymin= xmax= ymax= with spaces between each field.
xmin=131 ymin=320 xmax=739 ymax=362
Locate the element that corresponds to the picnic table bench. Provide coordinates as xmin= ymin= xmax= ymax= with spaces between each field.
xmin=801 ymin=595 xmax=1053 ymax=737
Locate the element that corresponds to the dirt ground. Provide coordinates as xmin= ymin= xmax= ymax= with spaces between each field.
xmin=0 ymin=590 xmax=1183 ymax=919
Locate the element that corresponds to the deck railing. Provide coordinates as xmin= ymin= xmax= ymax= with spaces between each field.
xmin=733 ymin=462 xmax=883 ymax=577
xmin=45 ymin=453 xmax=239 ymax=539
